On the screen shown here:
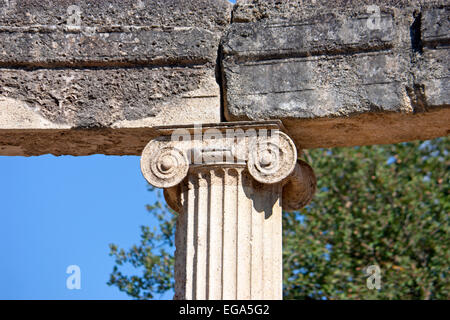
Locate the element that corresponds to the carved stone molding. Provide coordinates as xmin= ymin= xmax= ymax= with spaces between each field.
xmin=141 ymin=121 xmax=316 ymax=212
xmin=140 ymin=121 xmax=316 ymax=300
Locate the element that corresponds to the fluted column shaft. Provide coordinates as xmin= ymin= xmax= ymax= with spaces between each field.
xmin=174 ymin=165 xmax=282 ymax=300
xmin=140 ymin=121 xmax=316 ymax=301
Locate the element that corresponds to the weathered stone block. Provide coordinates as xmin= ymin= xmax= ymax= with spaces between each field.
xmin=0 ymin=0 xmax=449 ymax=155
xmin=222 ymin=0 xmax=449 ymax=148
xmin=422 ymin=6 xmax=449 ymax=47
xmin=0 ymin=0 xmax=231 ymax=155
xmin=416 ymin=6 xmax=449 ymax=110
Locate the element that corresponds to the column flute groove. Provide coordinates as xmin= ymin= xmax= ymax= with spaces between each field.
xmin=140 ymin=121 xmax=317 ymax=300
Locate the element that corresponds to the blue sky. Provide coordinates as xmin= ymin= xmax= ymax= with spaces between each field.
xmin=0 ymin=155 xmax=168 ymax=299
xmin=0 ymin=0 xmax=235 ymax=300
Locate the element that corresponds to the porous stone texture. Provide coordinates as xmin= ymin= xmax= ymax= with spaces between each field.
xmin=1 ymin=0 xmax=449 ymax=155
xmin=222 ymin=0 xmax=449 ymax=148
xmin=0 ymin=0 xmax=232 ymax=155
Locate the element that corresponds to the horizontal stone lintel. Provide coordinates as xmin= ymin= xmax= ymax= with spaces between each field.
xmin=0 ymin=0 xmax=232 ymax=29
xmin=222 ymin=2 xmax=449 ymax=151
xmin=0 ymin=66 xmax=220 ymax=129
xmin=0 ymin=26 xmax=218 ymax=67
xmin=224 ymin=52 xmax=410 ymax=97
xmin=284 ymin=107 xmax=450 ymax=150
xmin=1 ymin=0 xmax=449 ymax=156
xmin=1 ymin=107 xmax=449 ymax=156
xmin=0 ymin=127 xmax=159 ymax=156
xmin=222 ymin=13 xmax=395 ymax=61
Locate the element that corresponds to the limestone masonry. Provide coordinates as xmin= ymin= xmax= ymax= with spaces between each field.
xmin=2 ymin=0 xmax=447 ymax=302
xmin=0 ymin=0 xmax=448 ymax=155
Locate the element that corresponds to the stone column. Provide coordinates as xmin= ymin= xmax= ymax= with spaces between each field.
xmin=140 ymin=121 xmax=316 ymax=300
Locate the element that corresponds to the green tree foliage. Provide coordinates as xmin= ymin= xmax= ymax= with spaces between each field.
xmin=108 ymin=138 xmax=449 ymax=299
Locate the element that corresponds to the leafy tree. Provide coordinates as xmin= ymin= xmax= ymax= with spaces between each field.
xmin=108 ymin=137 xmax=449 ymax=299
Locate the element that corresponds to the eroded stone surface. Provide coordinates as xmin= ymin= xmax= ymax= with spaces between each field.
xmin=0 ymin=0 xmax=449 ymax=155
xmin=0 ymin=0 xmax=232 ymax=155
xmin=0 ymin=127 xmax=159 ymax=156
xmin=222 ymin=0 xmax=449 ymax=148
xmin=0 ymin=67 xmax=218 ymax=128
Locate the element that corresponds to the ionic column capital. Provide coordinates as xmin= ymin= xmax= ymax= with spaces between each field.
xmin=140 ymin=121 xmax=316 ymax=212
xmin=140 ymin=121 xmax=316 ymax=300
